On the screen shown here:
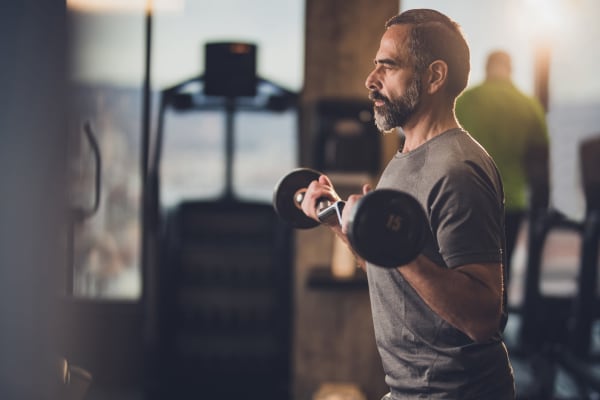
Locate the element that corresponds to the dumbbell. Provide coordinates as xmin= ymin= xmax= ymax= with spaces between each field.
xmin=272 ymin=168 xmax=428 ymax=268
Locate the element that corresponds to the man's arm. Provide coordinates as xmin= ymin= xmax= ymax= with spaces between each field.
xmin=311 ymin=172 xmax=504 ymax=338
xmin=399 ymin=256 xmax=504 ymax=343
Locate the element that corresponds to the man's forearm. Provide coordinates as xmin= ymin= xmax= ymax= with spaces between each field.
xmin=399 ymin=256 xmax=504 ymax=342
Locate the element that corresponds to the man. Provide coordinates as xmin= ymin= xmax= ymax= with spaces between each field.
xmin=456 ymin=50 xmax=549 ymax=283
xmin=301 ymin=9 xmax=515 ymax=399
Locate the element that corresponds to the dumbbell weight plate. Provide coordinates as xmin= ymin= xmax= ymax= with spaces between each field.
xmin=273 ymin=168 xmax=322 ymax=229
xmin=347 ymin=189 xmax=428 ymax=268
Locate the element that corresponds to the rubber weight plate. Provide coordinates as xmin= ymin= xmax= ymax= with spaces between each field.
xmin=273 ymin=168 xmax=322 ymax=229
xmin=347 ymin=189 xmax=428 ymax=268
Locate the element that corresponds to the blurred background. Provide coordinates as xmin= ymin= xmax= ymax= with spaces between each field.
xmin=1 ymin=0 xmax=599 ymax=399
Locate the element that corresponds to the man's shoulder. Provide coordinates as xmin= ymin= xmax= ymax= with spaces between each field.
xmin=428 ymin=132 xmax=500 ymax=185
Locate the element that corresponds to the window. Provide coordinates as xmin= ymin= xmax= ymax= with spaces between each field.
xmin=67 ymin=0 xmax=305 ymax=299
xmin=67 ymin=7 xmax=146 ymax=299
xmin=161 ymin=108 xmax=299 ymax=207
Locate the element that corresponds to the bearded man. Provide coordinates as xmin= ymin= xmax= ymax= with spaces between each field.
xmin=300 ymin=8 xmax=515 ymax=400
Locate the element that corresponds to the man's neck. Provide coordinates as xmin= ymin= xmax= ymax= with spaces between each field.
xmin=401 ymin=109 xmax=460 ymax=153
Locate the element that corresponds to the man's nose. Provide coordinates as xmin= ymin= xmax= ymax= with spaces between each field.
xmin=365 ymin=70 xmax=380 ymax=91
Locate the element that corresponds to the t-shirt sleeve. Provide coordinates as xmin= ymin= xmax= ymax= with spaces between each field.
xmin=428 ymin=160 xmax=504 ymax=268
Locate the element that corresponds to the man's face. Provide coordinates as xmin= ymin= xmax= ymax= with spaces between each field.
xmin=370 ymin=72 xmax=421 ymax=132
xmin=365 ymin=24 xmax=422 ymax=132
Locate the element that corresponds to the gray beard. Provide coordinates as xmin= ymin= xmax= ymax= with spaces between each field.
xmin=373 ymin=76 xmax=421 ymax=132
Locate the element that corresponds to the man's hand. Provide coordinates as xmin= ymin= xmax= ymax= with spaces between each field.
xmin=339 ymin=183 xmax=372 ymax=235
xmin=300 ymin=175 xmax=342 ymax=222
xmin=336 ymin=183 xmax=372 ymax=272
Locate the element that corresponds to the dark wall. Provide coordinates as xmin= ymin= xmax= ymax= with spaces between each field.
xmin=0 ymin=2 xmax=68 ymax=399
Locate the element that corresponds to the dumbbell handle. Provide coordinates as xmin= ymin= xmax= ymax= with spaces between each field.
xmin=294 ymin=190 xmax=345 ymax=227
xmin=317 ymin=200 xmax=346 ymax=227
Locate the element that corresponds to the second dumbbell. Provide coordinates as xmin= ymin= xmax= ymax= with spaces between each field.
xmin=273 ymin=168 xmax=429 ymax=268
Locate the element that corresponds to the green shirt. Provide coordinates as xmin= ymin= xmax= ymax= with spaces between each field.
xmin=455 ymin=80 xmax=549 ymax=211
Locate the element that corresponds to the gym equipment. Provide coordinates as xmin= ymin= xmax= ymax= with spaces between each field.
xmin=273 ymin=168 xmax=428 ymax=267
xmin=204 ymin=42 xmax=257 ymax=97
xmin=272 ymin=168 xmax=345 ymax=229
xmin=152 ymin=51 xmax=299 ymax=399
xmin=347 ymin=189 xmax=428 ymax=268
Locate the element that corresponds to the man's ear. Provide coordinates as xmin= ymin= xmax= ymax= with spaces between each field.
xmin=426 ymin=60 xmax=448 ymax=94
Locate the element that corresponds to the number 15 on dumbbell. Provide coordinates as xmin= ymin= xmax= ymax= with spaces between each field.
xmin=273 ymin=168 xmax=428 ymax=268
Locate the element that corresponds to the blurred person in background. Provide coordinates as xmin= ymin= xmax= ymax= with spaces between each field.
xmin=456 ymin=50 xmax=549 ymax=283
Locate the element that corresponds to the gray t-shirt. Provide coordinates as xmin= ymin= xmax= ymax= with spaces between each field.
xmin=368 ymin=128 xmax=514 ymax=399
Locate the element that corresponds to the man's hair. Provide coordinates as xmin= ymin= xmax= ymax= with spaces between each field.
xmin=385 ymin=9 xmax=470 ymax=98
